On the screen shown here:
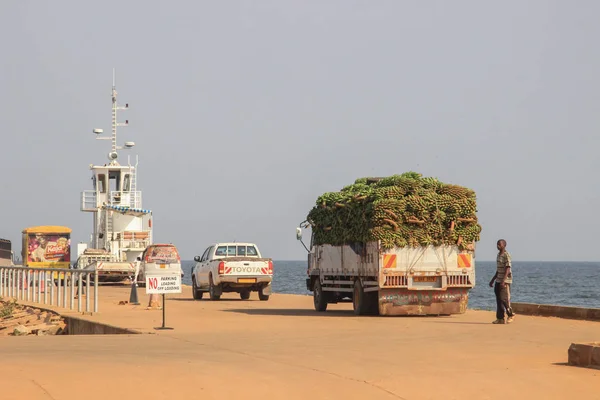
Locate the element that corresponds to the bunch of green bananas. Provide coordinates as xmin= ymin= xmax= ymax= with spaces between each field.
xmin=307 ymin=172 xmax=482 ymax=250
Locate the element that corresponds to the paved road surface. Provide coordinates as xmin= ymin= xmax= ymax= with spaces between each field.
xmin=0 ymin=286 xmax=598 ymax=400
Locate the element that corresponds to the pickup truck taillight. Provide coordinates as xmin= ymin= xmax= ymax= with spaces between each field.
xmin=218 ymin=261 xmax=225 ymax=275
xmin=268 ymin=260 xmax=273 ymax=274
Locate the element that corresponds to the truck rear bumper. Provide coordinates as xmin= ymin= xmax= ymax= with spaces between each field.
xmin=216 ymin=275 xmax=272 ymax=294
xmin=378 ymin=287 xmax=470 ymax=316
xmin=219 ymin=275 xmax=272 ymax=285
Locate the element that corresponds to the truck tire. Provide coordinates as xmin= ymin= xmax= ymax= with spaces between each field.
xmin=192 ymin=278 xmax=203 ymax=300
xmin=240 ymin=290 xmax=251 ymax=300
xmin=366 ymin=291 xmax=379 ymax=315
xmin=209 ymin=275 xmax=221 ymax=301
xmin=258 ymin=288 xmax=270 ymax=301
xmin=313 ymin=279 xmax=328 ymax=312
xmin=353 ymin=280 xmax=368 ymax=316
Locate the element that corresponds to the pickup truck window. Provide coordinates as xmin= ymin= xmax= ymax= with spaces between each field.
xmin=215 ymin=245 xmax=259 ymax=257
xmin=199 ymin=247 xmax=210 ymax=262
xmin=238 ymin=246 xmax=258 ymax=256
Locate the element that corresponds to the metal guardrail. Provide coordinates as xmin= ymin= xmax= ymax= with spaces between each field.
xmin=0 ymin=266 xmax=98 ymax=313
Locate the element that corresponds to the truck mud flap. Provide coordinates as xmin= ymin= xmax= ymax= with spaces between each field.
xmin=262 ymin=282 xmax=272 ymax=296
xmin=378 ymin=288 xmax=469 ymax=316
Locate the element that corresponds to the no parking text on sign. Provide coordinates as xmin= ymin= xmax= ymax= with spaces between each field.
xmin=146 ymin=274 xmax=182 ymax=294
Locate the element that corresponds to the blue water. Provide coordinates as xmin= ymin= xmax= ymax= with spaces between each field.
xmin=181 ymin=260 xmax=600 ymax=310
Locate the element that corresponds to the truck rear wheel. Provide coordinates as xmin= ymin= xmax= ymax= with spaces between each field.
xmin=240 ymin=290 xmax=251 ymax=300
xmin=353 ymin=280 xmax=369 ymax=316
xmin=313 ymin=279 xmax=328 ymax=312
xmin=258 ymin=288 xmax=270 ymax=301
xmin=366 ymin=291 xmax=379 ymax=315
xmin=209 ymin=275 xmax=221 ymax=301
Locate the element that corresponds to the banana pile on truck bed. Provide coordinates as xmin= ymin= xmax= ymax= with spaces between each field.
xmin=307 ymin=172 xmax=481 ymax=250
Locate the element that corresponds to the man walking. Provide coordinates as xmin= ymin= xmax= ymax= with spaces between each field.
xmin=489 ymin=239 xmax=515 ymax=324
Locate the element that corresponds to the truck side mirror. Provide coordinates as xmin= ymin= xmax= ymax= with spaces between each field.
xmin=194 ymin=256 xmax=200 ymax=262
xmin=296 ymin=227 xmax=302 ymax=241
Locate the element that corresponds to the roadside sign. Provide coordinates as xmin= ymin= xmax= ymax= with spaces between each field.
xmin=145 ymin=271 xmax=181 ymax=330
xmin=145 ymin=274 xmax=182 ymax=294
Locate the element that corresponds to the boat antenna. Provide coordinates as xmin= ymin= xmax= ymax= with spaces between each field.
xmin=92 ymin=69 xmax=136 ymax=164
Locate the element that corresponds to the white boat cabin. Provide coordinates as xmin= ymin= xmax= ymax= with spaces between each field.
xmin=80 ymin=162 xmax=152 ymax=264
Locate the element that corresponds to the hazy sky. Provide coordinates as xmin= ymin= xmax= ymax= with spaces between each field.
xmin=2 ymin=1 xmax=600 ymax=262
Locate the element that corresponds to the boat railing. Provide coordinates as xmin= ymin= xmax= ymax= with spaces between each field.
xmin=80 ymin=190 xmax=143 ymax=210
xmin=0 ymin=265 xmax=99 ymax=313
xmin=80 ymin=191 xmax=97 ymax=211
xmin=114 ymin=230 xmax=152 ymax=250
xmin=109 ymin=191 xmax=142 ymax=209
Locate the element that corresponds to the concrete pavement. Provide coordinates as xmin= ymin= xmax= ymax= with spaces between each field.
xmin=0 ymin=286 xmax=599 ymax=400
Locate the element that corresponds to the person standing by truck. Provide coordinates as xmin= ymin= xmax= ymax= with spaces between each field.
xmin=489 ymin=239 xmax=515 ymax=324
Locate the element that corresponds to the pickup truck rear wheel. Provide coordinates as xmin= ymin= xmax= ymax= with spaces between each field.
xmin=209 ymin=275 xmax=221 ymax=301
xmin=240 ymin=290 xmax=251 ymax=300
xmin=192 ymin=278 xmax=203 ymax=300
xmin=258 ymin=288 xmax=269 ymax=301
xmin=313 ymin=280 xmax=328 ymax=312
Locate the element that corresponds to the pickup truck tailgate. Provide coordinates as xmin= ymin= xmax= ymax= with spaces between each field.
xmin=223 ymin=260 xmax=271 ymax=275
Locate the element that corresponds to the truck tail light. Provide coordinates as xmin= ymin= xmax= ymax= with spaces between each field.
xmin=218 ymin=261 xmax=225 ymax=275
xmin=268 ymin=260 xmax=273 ymax=275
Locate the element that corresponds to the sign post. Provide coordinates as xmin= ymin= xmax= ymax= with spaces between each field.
xmin=145 ymin=273 xmax=181 ymax=330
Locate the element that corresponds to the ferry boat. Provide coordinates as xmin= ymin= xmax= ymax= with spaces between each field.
xmin=77 ymin=72 xmax=153 ymax=283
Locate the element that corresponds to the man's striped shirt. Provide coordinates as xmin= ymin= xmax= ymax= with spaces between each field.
xmin=496 ymin=251 xmax=513 ymax=284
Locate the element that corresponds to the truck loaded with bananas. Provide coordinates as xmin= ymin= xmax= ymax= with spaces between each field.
xmin=296 ymin=172 xmax=480 ymax=316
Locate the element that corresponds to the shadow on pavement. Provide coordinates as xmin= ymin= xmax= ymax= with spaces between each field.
xmin=551 ymin=362 xmax=571 ymax=367
xmin=223 ymin=308 xmax=364 ymax=317
xmin=423 ymin=320 xmax=491 ymax=325
xmin=169 ymin=298 xmax=247 ymax=302
xmin=223 ymin=308 xmax=495 ymax=319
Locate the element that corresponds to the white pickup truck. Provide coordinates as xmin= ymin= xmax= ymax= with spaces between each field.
xmin=191 ymin=242 xmax=273 ymax=301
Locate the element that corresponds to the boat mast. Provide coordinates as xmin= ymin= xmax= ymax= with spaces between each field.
xmin=94 ymin=69 xmax=135 ymax=164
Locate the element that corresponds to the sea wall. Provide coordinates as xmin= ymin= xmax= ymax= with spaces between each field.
xmin=512 ymin=302 xmax=600 ymax=322
xmin=63 ymin=316 xmax=140 ymax=335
